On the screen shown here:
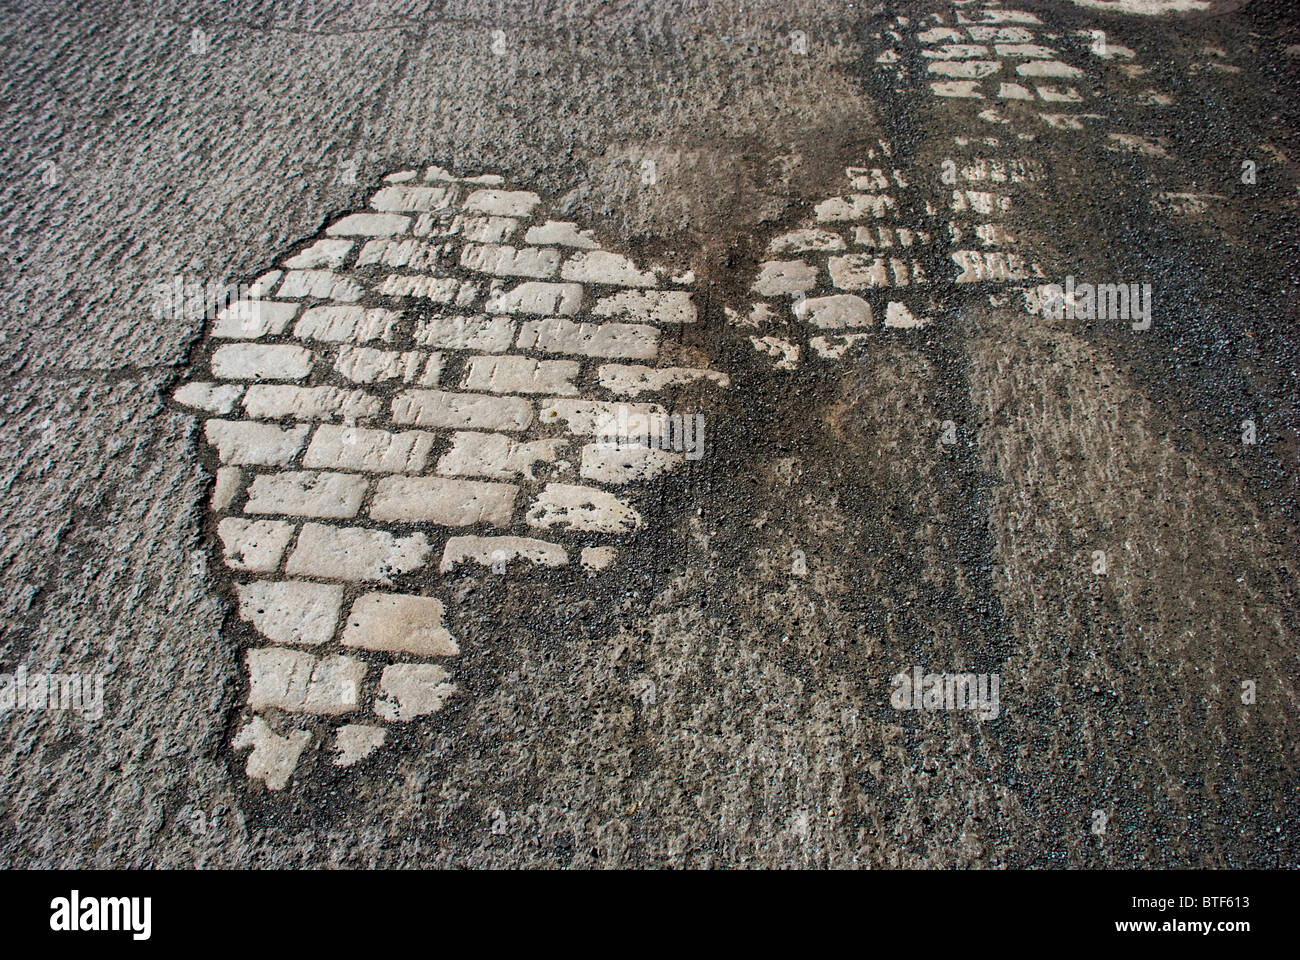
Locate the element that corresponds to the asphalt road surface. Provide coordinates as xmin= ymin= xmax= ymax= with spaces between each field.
xmin=0 ymin=0 xmax=1296 ymax=868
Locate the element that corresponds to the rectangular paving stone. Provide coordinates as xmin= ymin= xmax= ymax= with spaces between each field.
xmin=174 ymin=382 xmax=244 ymax=414
xmin=459 ymin=242 xmax=559 ymax=278
xmin=591 ymin=290 xmax=697 ymax=324
xmin=419 ymin=214 xmax=518 ymax=242
xmin=523 ymin=221 xmax=599 ymax=248
xmin=814 ymin=194 xmax=898 ymax=221
xmin=246 ymin=648 xmax=364 ymax=715
xmin=277 ymin=270 xmax=364 ymax=301
xmin=236 ymin=580 xmax=344 ymax=646
xmin=211 ymin=343 xmax=314 ymax=381
xmin=212 ymin=466 xmax=241 ymax=511
xmin=243 ymin=385 xmax=382 ymax=422
xmin=580 ymin=443 xmax=683 ymax=484
xmin=828 ymin=255 xmax=891 ymax=290
xmin=355 ymin=238 xmax=452 ymax=270
xmin=303 ymin=424 xmax=436 ymax=474
xmin=217 ymin=517 xmax=296 ymax=572
xmin=294 ymin=306 xmax=401 ymax=343
xmin=205 ymin=419 xmax=310 ymax=466
xmin=461 ymin=355 xmax=579 ymax=395
xmin=596 ymin=364 xmax=729 ymax=397
xmin=212 ymin=300 xmax=300 ymax=339
xmin=341 ymin=593 xmax=459 ymax=657
xmin=751 ymin=260 xmax=819 ymax=297
xmin=525 ymin=483 xmax=642 ymax=534
xmin=285 ymin=523 xmax=431 ymax=584
xmin=374 ymin=663 xmax=456 ymax=721
xmin=952 ymin=250 xmax=1032 ymax=283
xmin=244 ymin=471 xmax=368 ymax=519
xmin=767 ymin=229 xmax=847 ymax=254
xmin=559 ymin=250 xmax=657 ymax=287
xmin=536 ymin=399 xmax=666 ymax=436
xmin=515 ymin=318 xmax=658 ymax=359
xmin=439 ymin=535 xmax=568 ymax=572
xmin=391 ymin=389 xmax=533 ymax=431
xmin=792 ymin=294 xmax=875 ymax=328
xmin=283 ymin=238 xmax=354 ymax=270
xmin=436 ymin=431 xmax=567 ymax=480
xmin=369 ymin=184 xmax=457 ymax=212
xmin=483 ymin=281 xmax=583 ymax=316
xmin=369 ymin=476 xmax=518 ymax=527
xmin=335 ymin=346 xmax=438 ymax=385
xmin=327 ymin=212 xmax=411 ymax=236
xmin=462 ymin=189 xmax=541 ymax=218
xmin=413 ymin=315 xmax=515 ymax=352
xmin=377 ymin=274 xmax=473 ymax=303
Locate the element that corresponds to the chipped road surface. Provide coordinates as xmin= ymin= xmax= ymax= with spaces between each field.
xmin=1 ymin=0 xmax=1296 ymax=868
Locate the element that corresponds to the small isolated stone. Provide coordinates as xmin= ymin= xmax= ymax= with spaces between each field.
xmin=375 ymin=663 xmax=457 ymax=721
xmin=217 ymin=517 xmax=295 ymax=572
xmin=233 ymin=716 xmax=310 ymax=790
xmin=342 ymin=592 xmax=459 ymax=657
xmin=749 ymin=336 xmax=800 ymax=370
xmin=333 ymin=724 xmax=387 ymax=767
xmin=810 ymin=333 xmax=870 ymax=359
xmin=236 ymin=579 xmax=344 ymax=645
xmin=246 ymin=648 xmax=365 ymax=715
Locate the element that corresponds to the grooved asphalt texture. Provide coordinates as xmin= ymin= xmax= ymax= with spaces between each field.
xmin=0 ymin=0 xmax=1296 ymax=867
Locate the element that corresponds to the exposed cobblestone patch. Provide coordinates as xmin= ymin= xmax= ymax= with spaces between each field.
xmin=174 ymin=166 xmax=726 ymax=788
